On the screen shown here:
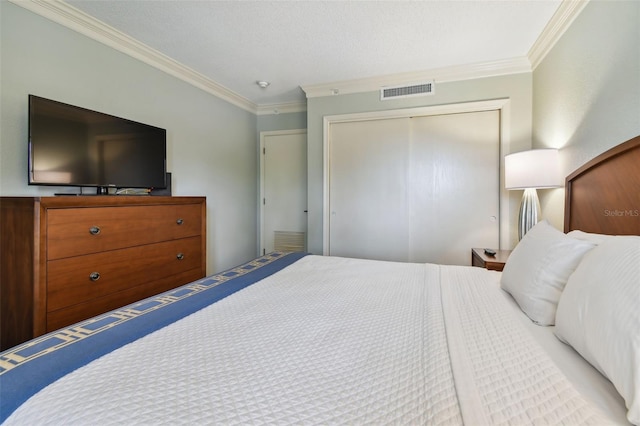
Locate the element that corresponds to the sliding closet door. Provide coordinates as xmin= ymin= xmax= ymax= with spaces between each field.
xmin=328 ymin=110 xmax=499 ymax=265
xmin=407 ymin=110 xmax=499 ymax=264
xmin=329 ymin=117 xmax=411 ymax=261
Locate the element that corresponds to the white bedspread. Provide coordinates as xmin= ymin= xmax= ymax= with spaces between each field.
xmin=4 ymin=256 xmax=608 ymax=425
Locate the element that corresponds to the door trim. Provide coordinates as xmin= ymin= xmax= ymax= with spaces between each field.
xmin=259 ymin=129 xmax=307 ymax=257
xmin=322 ymin=99 xmax=512 ymax=255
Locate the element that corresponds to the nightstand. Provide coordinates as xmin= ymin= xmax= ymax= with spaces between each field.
xmin=471 ymin=248 xmax=512 ymax=271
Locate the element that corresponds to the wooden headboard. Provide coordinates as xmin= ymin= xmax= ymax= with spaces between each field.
xmin=564 ymin=135 xmax=640 ymax=235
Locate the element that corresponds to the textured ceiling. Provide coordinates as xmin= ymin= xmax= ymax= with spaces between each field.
xmin=66 ymin=0 xmax=562 ymax=107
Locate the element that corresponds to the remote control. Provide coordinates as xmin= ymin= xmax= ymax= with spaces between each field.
xmin=484 ymin=248 xmax=496 ymax=256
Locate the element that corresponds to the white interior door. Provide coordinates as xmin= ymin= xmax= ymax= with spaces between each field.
xmin=261 ymin=130 xmax=307 ymax=255
xmin=328 ymin=110 xmax=499 ymax=265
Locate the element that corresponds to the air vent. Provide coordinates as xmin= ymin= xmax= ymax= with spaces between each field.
xmin=274 ymin=231 xmax=305 ymax=252
xmin=380 ymin=81 xmax=435 ymax=100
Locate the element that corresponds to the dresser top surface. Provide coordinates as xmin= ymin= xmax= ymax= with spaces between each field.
xmin=1 ymin=196 xmax=205 ymax=209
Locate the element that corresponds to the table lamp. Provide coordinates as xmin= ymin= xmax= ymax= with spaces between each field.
xmin=505 ymin=149 xmax=562 ymax=239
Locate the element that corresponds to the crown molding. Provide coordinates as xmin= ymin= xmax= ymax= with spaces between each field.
xmin=256 ymin=101 xmax=307 ymax=116
xmin=302 ymin=0 xmax=589 ymax=99
xmin=528 ymin=0 xmax=590 ymax=69
xmin=9 ymin=0 xmax=258 ymax=114
xmin=302 ymin=57 xmax=532 ymax=99
xmin=11 ymin=0 xmax=587 ymax=112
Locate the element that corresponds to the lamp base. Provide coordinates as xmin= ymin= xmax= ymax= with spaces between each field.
xmin=518 ymin=188 xmax=540 ymax=240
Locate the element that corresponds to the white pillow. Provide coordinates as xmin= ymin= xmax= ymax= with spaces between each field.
xmin=554 ymin=236 xmax=640 ymax=425
xmin=500 ymin=220 xmax=595 ymax=325
xmin=567 ymin=229 xmax=617 ymax=245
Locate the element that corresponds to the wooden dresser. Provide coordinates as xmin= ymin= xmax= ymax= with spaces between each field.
xmin=0 ymin=196 xmax=206 ymax=350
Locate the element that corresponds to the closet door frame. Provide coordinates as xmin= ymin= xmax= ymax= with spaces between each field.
xmin=322 ymin=98 xmax=512 ymax=255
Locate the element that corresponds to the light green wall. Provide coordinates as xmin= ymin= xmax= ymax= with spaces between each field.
xmin=5 ymin=0 xmax=633 ymax=266
xmin=257 ymin=112 xmax=307 ymax=134
xmin=0 ymin=2 xmax=258 ymax=273
xmin=533 ymin=0 xmax=640 ymax=230
xmin=306 ymin=73 xmax=533 ymax=253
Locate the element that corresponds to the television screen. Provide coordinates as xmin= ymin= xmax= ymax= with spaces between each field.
xmin=28 ymin=95 xmax=166 ymax=191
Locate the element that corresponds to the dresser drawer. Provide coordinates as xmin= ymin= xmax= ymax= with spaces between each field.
xmin=47 ymin=236 xmax=202 ymax=312
xmin=45 ymin=267 xmax=204 ymax=333
xmin=47 ymin=204 xmax=202 ymax=260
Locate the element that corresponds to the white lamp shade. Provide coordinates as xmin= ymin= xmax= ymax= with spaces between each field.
xmin=505 ymin=149 xmax=563 ymax=189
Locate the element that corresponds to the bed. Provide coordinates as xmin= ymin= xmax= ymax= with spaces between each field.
xmin=1 ymin=136 xmax=639 ymax=425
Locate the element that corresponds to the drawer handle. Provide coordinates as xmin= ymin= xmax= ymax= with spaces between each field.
xmin=89 ymin=226 xmax=101 ymax=235
xmin=89 ymin=272 xmax=101 ymax=282
xmin=176 ymin=218 xmax=184 ymax=225
xmin=176 ymin=253 xmax=184 ymax=260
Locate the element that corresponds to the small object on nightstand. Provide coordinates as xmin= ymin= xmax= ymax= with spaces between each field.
xmin=471 ymin=248 xmax=512 ymax=272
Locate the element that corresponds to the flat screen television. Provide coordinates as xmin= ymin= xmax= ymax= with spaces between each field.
xmin=28 ymin=95 xmax=167 ymax=194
